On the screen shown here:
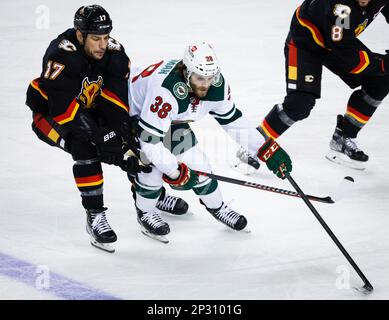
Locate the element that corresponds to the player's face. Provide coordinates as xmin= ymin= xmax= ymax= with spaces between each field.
xmin=356 ymin=0 xmax=371 ymax=7
xmin=83 ymin=34 xmax=109 ymax=60
xmin=189 ymin=73 xmax=215 ymax=98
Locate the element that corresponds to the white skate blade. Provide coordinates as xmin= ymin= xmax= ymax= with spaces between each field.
xmin=140 ymin=229 xmax=169 ymax=244
xmin=241 ymin=226 xmax=251 ymax=233
xmin=224 ymin=225 xmax=251 ymax=233
xmin=325 ymin=150 xmax=367 ymax=171
xmin=90 ymin=238 xmax=115 ymax=253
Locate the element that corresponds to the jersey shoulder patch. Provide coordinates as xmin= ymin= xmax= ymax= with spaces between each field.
xmin=108 ymin=37 xmax=123 ymax=51
xmin=161 ymin=62 xmax=190 ymax=114
xmin=333 ymin=4 xmax=351 ymax=19
xmin=58 ymin=39 xmax=77 ymax=52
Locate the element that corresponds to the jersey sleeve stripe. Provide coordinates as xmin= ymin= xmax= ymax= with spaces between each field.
xmin=53 ymin=99 xmax=80 ymax=124
xmin=101 ymin=88 xmax=129 ymax=112
xmin=350 ymin=51 xmax=370 ymax=74
xmin=138 ymin=118 xmax=165 ymax=137
xmin=209 ymin=106 xmax=236 ymax=119
xmin=213 ymin=108 xmax=242 ymax=125
xmin=30 ymin=79 xmax=48 ymax=100
xmin=295 ymin=6 xmax=325 ymax=48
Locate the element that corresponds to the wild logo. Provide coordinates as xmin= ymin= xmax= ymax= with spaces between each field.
xmin=78 ymin=76 xmax=103 ymax=108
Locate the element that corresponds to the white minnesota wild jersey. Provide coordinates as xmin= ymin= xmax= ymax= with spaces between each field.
xmin=129 ymin=59 xmax=242 ymax=137
xmin=128 ymin=59 xmax=265 ymax=175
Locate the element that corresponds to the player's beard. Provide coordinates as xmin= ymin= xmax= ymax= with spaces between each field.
xmin=83 ymin=43 xmax=106 ymax=60
xmin=89 ymin=48 xmax=106 ymax=60
xmin=191 ymin=84 xmax=210 ymax=98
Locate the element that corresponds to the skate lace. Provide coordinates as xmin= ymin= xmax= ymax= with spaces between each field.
xmin=156 ymin=195 xmax=178 ymax=212
xmin=91 ymin=212 xmax=112 ymax=235
xmin=343 ymin=138 xmax=362 ymax=152
xmin=215 ymin=203 xmax=241 ymax=227
xmin=141 ymin=211 xmax=166 ymax=228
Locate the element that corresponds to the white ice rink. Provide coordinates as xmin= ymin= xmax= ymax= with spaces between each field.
xmin=1 ymin=0 xmax=389 ymax=300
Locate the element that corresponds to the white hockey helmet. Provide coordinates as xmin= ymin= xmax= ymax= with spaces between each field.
xmin=182 ymin=42 xmax=221 ymax=86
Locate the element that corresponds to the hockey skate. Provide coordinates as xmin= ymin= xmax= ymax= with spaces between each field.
xmin=326 ymin=115 xmax=369 ymax=170
xmin=137 ymin=207 xmax=170 ymax=243
xmin=86 ymin=207 xmax=117 ymax=253
xmin=233 ymin=146 xmax=260 ymax=175
xmin=205 ymin=202 xmax=249 ymax=232
xmin=156 ymin=187 xmax=189 ymax=215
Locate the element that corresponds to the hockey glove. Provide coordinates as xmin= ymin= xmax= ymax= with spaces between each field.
xmin=162 ymin=163 xmax=199 ymax=191
xmin=257 ymin=139 xmax=292 ymax=179
xmin=91 ymin=127 xmax=149 ymax=174
xmin=117 ymin=116 xmax=141 ymax=158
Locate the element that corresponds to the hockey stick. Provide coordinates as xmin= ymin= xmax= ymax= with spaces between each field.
xmin=194 ymin=170 xmax=334 ymax=204
xmin=285 ymin=173 xmax=373 ymax=294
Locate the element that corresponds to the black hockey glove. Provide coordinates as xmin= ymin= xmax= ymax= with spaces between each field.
xmin=115 ymin=116 xmax=141 ymax=158
xmin=91 ymin=127 xmax=150 ymax=174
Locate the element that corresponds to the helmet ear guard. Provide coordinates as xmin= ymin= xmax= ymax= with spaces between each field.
xmin=74 ymin=5 xmax=113 ymax=36
xmin=182 ymin=42 xmax=221 ymax=87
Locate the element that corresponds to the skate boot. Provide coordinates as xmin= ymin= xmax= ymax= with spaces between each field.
xmin=86 ymin=207 xmax=117 ymax=253
xmin=204 ymin=201 xmax=249 ymax=232
xmin=326 ymin=115 xmax=369 ymax=170
xmin=233 ymin=147 xmax=260 ymax=175
xmin=137 ymin=207 xmax=170 ymax=243
xmin=156 ymin=187 xmax=189 ymax=215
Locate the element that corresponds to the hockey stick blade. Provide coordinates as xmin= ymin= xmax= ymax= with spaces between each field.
xmin=194 ymin=170 xmax=334 ymax=204
xmin=354 ymin=283 xmax=374 ymax=295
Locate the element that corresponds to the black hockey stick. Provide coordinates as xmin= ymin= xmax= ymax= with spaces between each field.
xmin=194 ymin=170 xmax=334 ymax=204
xmin=285 ymin=173 xmax=373 ymax=294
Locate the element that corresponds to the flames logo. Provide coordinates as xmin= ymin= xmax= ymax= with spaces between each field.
xmin=78 ymin=76 xmax=103 ymax=109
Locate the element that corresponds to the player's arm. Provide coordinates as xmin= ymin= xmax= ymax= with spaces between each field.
xmin=210 ymin=78 xmax=292 ymax=178
xmin=97 ymin=40 xmax=135 ymax=142
xmin=323 ymin=3 xmax=386 ymax=76
xmin=137 ymin=89 xmax=179 ymax=176
xmin=209 ymin=77 xmax=264 ymax=154
xmin=41 ymin=50 xmax=99 ymax=143
xmin=138 ymin=90 xmax=198 ymax=188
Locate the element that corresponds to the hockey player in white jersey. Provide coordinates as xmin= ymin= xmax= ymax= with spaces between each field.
xmin=128 ymin=42 xmax=292 ymax=242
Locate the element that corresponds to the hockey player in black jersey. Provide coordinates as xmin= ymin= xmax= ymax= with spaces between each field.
xmin=25 ymin=5 xmax=187 ymax=252
xmin=238 ymin=0 xmax=389 ymax=170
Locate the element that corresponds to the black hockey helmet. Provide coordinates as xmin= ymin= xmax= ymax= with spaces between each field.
xmin=74 ymin=5 xmax=112 ymax=35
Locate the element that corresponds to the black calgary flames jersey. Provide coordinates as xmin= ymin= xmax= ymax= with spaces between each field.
xmin=26 ymin=28 xmax=130 ymax=127
xmin=289 ymin=0 xmax=389 ymax=75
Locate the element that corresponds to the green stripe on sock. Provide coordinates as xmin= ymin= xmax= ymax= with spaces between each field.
xmin=193 ymin=179 xmax=218 ymax=195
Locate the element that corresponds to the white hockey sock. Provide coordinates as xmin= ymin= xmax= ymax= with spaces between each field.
xmin=198 ymin=186 xmax=223 ymax=210
xmin=136 ymin=194 xmax=159 ymax=213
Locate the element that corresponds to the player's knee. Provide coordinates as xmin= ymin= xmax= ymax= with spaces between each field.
xmin=282 ymin=91 xmax=316 ymax=121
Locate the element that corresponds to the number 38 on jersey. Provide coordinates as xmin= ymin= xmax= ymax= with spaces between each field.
xmin=150 ymin=96 xmax=172 ymax=119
